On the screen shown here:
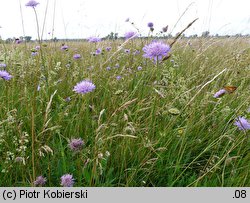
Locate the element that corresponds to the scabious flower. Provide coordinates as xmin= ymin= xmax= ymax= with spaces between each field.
xmin=34 ymin=176 xmax=46 ymax=186
xmin=124 ymin=31 xmax=138 ymax=40
xmin=35 ymin=45 xmax=40 ymax=50
xmin=73 ymin=80 xmax=96 ymax=94
xmin=73 ymin=54 xmax=81 ymax=59
xmin=116 ymin=75 xmax=122 ymax=80
xmin=124 ymin=49 xmax=130 ymax=54
xmin=61 ymin=45 xmax=69 ymax=51
xmin=147 ymin=22 xmax=154 ymax=28
xmin=25 ymin=0 xmax=40 ymax=7
xmin=69 ymin=138 xmax=84 ymax=152
xmin=60 ymin=174 xmax=74 ymax=187
xmin=142 ymin=41 xmax=171 ymax=62
xmin=95 ymin=48 xmax=102 ymax=55
xmin=213 ymin=89 xmax=227 ymax=98
xmin=88 ymin=36 xmax=101 ymax=43
xmin=106 ymin=46 xmax=112 ymax=51
xmin=162 ymin=25 xmax=168 ymax=33
xmin=15 ymin=39 xmax=22 ymax=44
xmin=0 ymin=70 xmax=12 ymax=80
xmin=65 ymin=97 xmax=71 ymax=102
xmin=137 ymin=66 xmax=142 ymax=71
xmin=234 ymin=117 xmax=250 ymax=131
xmin=31 ymin=52 xmax=38 ymax=56
xmin=133 ymin=50 xmax=140 ymax=55
xmin=106 ymin=66 xmax=111 ymax=71
xmin=0 ymin=63 xmax=7 ymax=68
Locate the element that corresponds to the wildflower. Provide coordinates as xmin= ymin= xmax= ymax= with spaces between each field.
xmin=88 ymin=36 xmax=101 ymax=43
xmin=234 ymin=117 xmax=250 ymax=131
xmin=0 ymin=70 xmax=12 ymax=80
xmin=142 ymin=41 xmax=171 ymax=62
xmin=73 ymin=54 xmax=81 ymax=59
xmin=162 ymin=25 xmax=168 ymax=33
xmin=60 ymin=174 xmax=74 ymax=187
xmin=15 ymin=39 xmax=22 ymax=44
xmin=34 ymin=176 xmax=46 ymax=186
xmin=0 ymin=63 xmax=7 ymax=69
xmin=114 ymin=64 xmax=120 ymax=68
xmin=66 ymin=64 xmax=71 ymax=68
xmin=61 ymin=45 xmax=68 ymax=51
xmin=69 ymin=138 xmax=84 ymax=152
xmin=65 ymin=97 xmax=71 ymax=102
xmin=133 ymin=50 xmax=140 ymax=55
xmin=125 ymin=18 xmax=130 ymax=22
xmin=116 ymin=75 xmax=122 ymax=80
xmin=124 ymin=31 xmax=138 ymax=40
xmin=124 ymin=49 xmax=130 ymax=54
xmin=106 ymin=66 xmax=111 ymax=71
xmin=31 ymin=52 xmax=38 ymax=56
xmin=147 ymin=22 xmax=154 ymax=28
xmin=35 ymin=45 xmax=40 ymax=50
xmin=73 ymin=80 xmax=96 ymax=94
xmin=137 ymin=66 xmax=142 ymax=71
xmin=37 ymin=85 xmax=41 ymax=91
xmin=213 ymin=89 xmax=227 ymax=98
xmin=95 ymin=48 xmax=102 ymax=55
xmin=25 ymin=0 xmax=40 ymax=7
xmin=106 ymin=46 xmax=112 ymax=51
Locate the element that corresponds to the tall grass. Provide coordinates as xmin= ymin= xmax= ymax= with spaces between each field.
xmin=0 ymin=36 xmax=249 ymax=186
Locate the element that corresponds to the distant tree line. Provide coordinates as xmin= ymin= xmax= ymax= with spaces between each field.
xmin=1 ymin=31 xmax=250 ymax=43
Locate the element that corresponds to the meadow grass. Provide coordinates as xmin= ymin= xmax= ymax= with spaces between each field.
xmin=0 ymin=36 xmax=249 ymax=186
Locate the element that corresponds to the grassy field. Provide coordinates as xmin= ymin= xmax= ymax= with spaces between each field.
xmin=0 ymin=36 xmax=249 ymax=186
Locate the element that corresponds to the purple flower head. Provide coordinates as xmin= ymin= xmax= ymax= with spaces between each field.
xmin=15 ymin=39 xmax=22 ymax=44
xmin=61 ymin=45 xmax=69 ymax=51
xmin=115 ymin=63 xmax=120 ymax=68
xmin=25 ymin=0 xmax=40 ymax=7
xmin=60 ymin=174 xmax=74 ymax=187
xmin=124 ymin=49 xmax=130 ymax=54
xmin=31 ymin=52 xmax=38 ymax=56
xmin=147 ymin=22 xmax=154 ymax=28
xmin=35 ymin=45 xmax=40 ymax=50
xmin=106 ymin=46 xmax=112 ymax=51
xmin=34 ymin=176 xmax=46 ymax=186
xmin=125 ymin=18 xmax=130 ymax=22
xmin=106 ymin=66 xmax=111 ymax=71
xmin=73 ymin=80 xmax=96 ymax=94
xmin=162 ymin=25 xmax=168 ymax=33
xmin=0 ymin=70 xmax=12 ymax=80
xmin=0 ymin=63 xmax=7 ymax=68
xmin=133 ymin=50 xmax=140 ymax=55
xmin=73 ymin=54 xmax=81 ymax=59
xmin=95 ymin=48 xmax=102 ymax=55
xmin=137 ymin=66 xmax=143 ymax=71
xmin=213 ymin=89 xmax=227 ymax=98
xmin=88 ymin=36 xmax=101 ymax=43
xmin=142 ymin=41 xmax=171 ymax=62
xmin=234 ymin=116 xmax=250 ymax=131
xmin=69 ymin=138 xmax=84 ymax=152
xmin=65 ymin=97 xmax=71 ymax=102
xmin=124 ymin=31 xmax=138 ymax=40
xmin=116 ymin=75 xmax=122 ymax=80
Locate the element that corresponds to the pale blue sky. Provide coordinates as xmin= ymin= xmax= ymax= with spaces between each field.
xmin=0 ymin=0 xmax=250 ymax=39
